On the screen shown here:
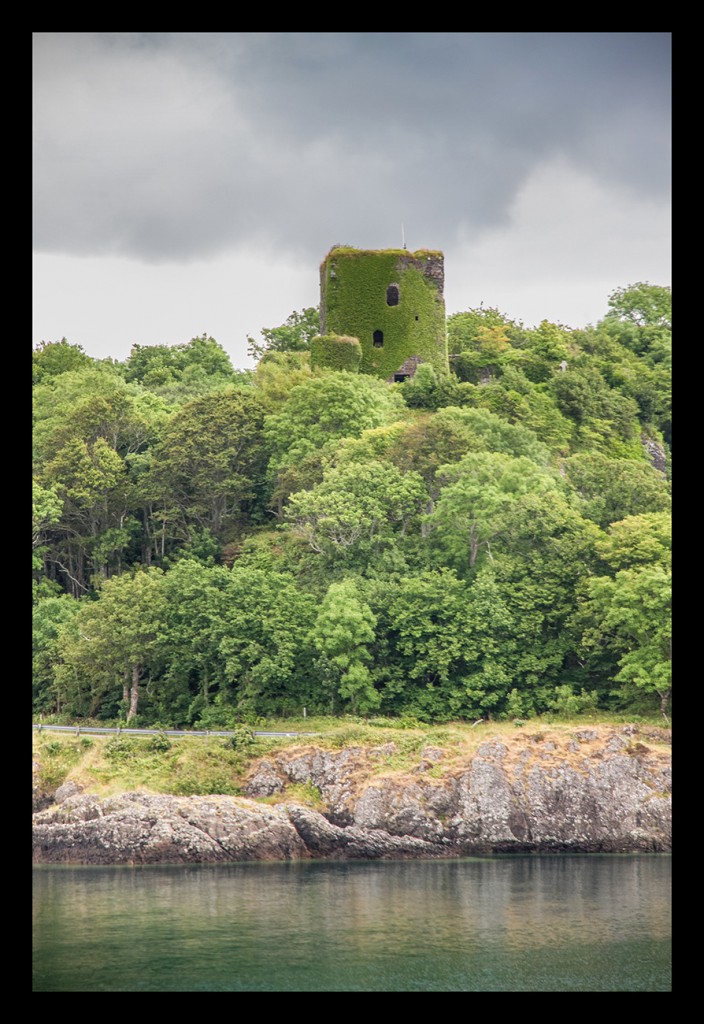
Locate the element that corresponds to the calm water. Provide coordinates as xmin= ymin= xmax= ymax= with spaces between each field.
xmin=33 ymin=856 xmax=671 ymax=992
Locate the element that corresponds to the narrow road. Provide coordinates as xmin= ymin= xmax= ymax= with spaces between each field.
xmin=32 ymin=724 xmax=313 ymax=738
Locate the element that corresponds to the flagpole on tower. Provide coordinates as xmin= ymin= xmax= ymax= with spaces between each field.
xmin=401 ymin=223 xmax=406 ymax=250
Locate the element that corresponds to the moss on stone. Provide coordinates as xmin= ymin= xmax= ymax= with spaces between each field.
xmin=320 ymin=247 xmax=448 ymax=380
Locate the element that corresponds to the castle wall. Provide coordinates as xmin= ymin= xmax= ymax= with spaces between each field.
xmin=320 ymin=247 xmax=448 ymax=380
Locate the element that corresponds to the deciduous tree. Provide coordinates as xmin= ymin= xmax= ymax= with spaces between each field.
xmin=563 ymin=453 xmax=671 ymax=529
xmin=577 ymin=565 xmax=671 ymax=720
xmin=148 ymin=387 xmax=267 ymax=546
xmin=427 ymin=452 xmax=562 ymax=573
xmin=55 ymin=568 xmax=167 ymax=721
xmin=312 ymin=579 xmax=379 ymax=714
xmin=247 ymin=306 xmax=320 ymax=361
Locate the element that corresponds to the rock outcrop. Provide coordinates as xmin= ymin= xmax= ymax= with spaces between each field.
xmin=32 ymin=726 xmax=671 ymax=864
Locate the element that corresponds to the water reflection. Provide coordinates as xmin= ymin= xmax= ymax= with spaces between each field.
xmin=33 ymin=856 xmax=671 ymax=991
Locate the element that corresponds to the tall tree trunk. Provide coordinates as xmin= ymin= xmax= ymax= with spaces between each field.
xmin=421 ymin=499 xmax=434 ymax=538
xmin=469 ymin=521 xmax=479 ymax=568
xmin=660 ymin=688 xmax=670 ymax=723
xmin=127 ymin=665 xmax=141 ymax=722
xmin=142 ymin=507 xmax=153 ymax=566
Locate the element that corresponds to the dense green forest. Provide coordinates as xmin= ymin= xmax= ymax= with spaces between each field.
xmin=32 ymin=283 xmax=671 ymax=727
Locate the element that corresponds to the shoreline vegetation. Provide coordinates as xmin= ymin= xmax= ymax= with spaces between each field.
xmin=33 ymin=714 xmax=671 ymax=804
xmin=32 ymin=716 xmax=672 ymax=863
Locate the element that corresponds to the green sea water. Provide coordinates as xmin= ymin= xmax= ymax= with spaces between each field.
xmin=32 ymin=855 xmax=671 ymax=991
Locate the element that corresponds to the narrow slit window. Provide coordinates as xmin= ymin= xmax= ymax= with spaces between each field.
xmin=373 ymin=330 xmax=384 ymax=348
xmin=386 ymin=285 xmax=399 ymax=306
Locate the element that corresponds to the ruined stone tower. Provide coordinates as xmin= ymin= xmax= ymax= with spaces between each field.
xmin=319 ymin=246 xmax=448 ymax=381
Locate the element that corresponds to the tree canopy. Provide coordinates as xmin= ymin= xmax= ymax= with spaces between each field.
xmin=33 ymin=288 xmax=672 ymax=725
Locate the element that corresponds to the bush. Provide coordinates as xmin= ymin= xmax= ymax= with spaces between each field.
xmin=548 ymin=685 xmax=600 ymax=718
xmin=224 ymin=725 xmax=256 ymax=751
xmin=503 ymin=688 xmax=534 ymax=720
xmin=103 ymin=737 xmax=138 ymax=763
xmin=147 ymin=731 xmax=172 ymax=753
xmin=191 ymin=700 xmax=238 ymax=732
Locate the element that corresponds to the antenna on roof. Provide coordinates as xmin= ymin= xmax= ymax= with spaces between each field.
xmin=401 ymin=223 xmax=406 ymax=250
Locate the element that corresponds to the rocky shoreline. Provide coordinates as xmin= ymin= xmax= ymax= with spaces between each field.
xmin=32 ymin=725 xmax=671 ymax=864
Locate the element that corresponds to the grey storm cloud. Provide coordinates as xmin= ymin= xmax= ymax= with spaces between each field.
xmin=33 ymin=32 xmax=671 ymax=265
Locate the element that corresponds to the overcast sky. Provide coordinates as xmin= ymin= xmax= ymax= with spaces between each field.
xmin=33 ymin=32 xmax=671 ymax=371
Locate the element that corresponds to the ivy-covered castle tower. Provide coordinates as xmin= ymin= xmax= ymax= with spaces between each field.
xmin=318 ymin=246 xmax=448 ymax=381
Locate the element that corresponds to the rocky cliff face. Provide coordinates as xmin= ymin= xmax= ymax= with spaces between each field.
xmin=32 ymin=725 xmax=671 ymax=865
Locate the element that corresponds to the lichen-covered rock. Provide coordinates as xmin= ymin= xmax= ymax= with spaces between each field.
xmin=244 ymin=727 xmax=671 ymax=855
xmin=32 ymin=726 xmax=671 ymax=864
xmin=32 ymin=792 xmax=309 ymax=864
xmin=283 ymin=805 xmax=446 ymax=860
xmin=54 ymin=780 xmax=84 ymax=804
xmin=246 ymin=745 xmax=377 ymax=825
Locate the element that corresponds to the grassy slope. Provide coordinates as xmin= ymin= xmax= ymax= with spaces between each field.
xmin=32 ymin=715 xmax=671 ymax=807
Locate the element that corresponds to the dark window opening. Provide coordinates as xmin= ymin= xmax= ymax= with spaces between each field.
xmin=386 ymin=285 xmax=399 ymax=306
xmin=415 ymin=314 xmax=419 ymax=321
xmin=394 ymin=373 xmax=410 ymax=382
xmin=373 ymin=330 xmax=384 ymax=348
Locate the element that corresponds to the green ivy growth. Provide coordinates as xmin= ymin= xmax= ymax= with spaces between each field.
xmin=320 ymin=248 xmax=448 ymax=380
xmin=310 ymin=334 xmax=362 ymax=373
